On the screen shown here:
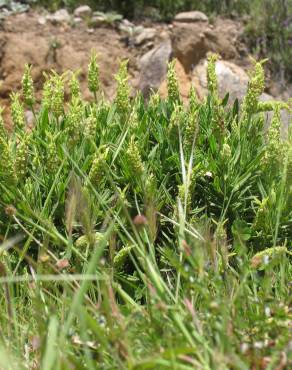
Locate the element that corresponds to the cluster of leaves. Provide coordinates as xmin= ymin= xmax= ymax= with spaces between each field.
xmin=0 ymin=53 xmax=291 ymax=369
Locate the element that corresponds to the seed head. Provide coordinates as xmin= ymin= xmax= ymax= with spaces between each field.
xmin=207 ymin=54 xmax=219 ymax=97
xmin=242 ymin=59 xmax=266 ymax=115
xmin=189 ymin=86 xmax=200 ymax=113
xmin=42 ymin=72 xmax=64 ymax=117
xmin=148 ymin=91 xmax=160 ymax=110
xmin=4 ymin=205 xmax=16 ymax=217
xmin=15 ymin=134 xmax=30 ymax=181
xmin=66 ymin=97 xmax=84 ymax=144
xmin=115 ymin=60 xmax=130 ymax=115
xmin=70 ymin=71 xmax=81 ymax=99
xmin=113 ymin=245 xmax=134 ymax=270
xmin=89 ymin=146 xmax=109 ymax=184
xmin=46 ymin=135 xmax=60 ymax=173
xmin=263 ymin=104 xmax=283 ymax=170
xmin=0 ymin=137 xmax=16 ymax=184
xmin=167 ymin=59 xmax=180 ymax=104
xmin=84 ymin=108 xmax=97 ymax=139
xmin=185 ymin=107 xmax=199 ymax=148
xmin=10 ymin=92 xmax=25 ymax=131
xmin=0 ymin=107 xmax=7 ymax=141
xmin=42 ymin=74 xmax=52 ymax=110
xmin=51 ymin=72 xmax=64 ymax=117
xmin=88 ymin=50 xmax=100 ymax=94
xmin=222 ymin=142 xmax=231 ymax=159
xmin=170 ymin=104 xmax=185 ymax=130
xmin=22 ymin=64 xmax=35 ymax=107
xmin=126 ymin=136 xmax=144 ymax=177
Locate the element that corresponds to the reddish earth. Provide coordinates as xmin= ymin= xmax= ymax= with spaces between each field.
xmin=0 ymin=10 xmax=290 ymax=128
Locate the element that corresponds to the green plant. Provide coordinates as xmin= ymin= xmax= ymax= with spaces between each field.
xmin=0 ymin=54 xmax=290 ymax=369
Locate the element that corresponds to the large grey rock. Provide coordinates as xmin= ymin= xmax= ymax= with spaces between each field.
xmin=192 ymin=59 xmax=248 ymax=101
xmin=74 ymin=5 xmax=92 ymax=19
xmin=139 ymin=40 xmax=172 ymax=98
xmin=174 ymin=11 xmax=208 ymax=23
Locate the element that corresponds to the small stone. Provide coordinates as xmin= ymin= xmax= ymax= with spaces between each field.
xmin=25 ymin=110 xmax=34 ymax=128
xmin=174 ymin=11 xmax=208 ymax=23
xmin=38 ymin=16 xmax=46 ymax=25
xmin=120 ymin=19 xmax=134 ymax=28
xmin=56 ymin=259 xmax=70 ymax=270
xmin=74 ymin=5 xmax=92 ymax=19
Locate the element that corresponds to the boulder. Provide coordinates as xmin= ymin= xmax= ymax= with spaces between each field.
xmin=192 ymin=59 xmax=249 ymax=101
xmin=171 ymin=22 xmax=208 ymax=72
xmin=134 ymin=28 xmax=156 ymax=46
xmin=174 ymin=11 xmax=208 ymax=23
xmin=74 ymin=5 xmax=92 ymax=19
xmin=171 ymin=19 xmax=240 ymax=72
xmin=138 ymin=40 xmax=172 ymax=98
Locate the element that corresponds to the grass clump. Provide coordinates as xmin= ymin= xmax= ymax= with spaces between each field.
xmin=0 ymin=53 xmax=291 ymax=369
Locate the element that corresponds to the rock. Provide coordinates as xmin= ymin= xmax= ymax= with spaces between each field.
xmin=134 ymin=28 xmax=156 ymax=46
xmin=90 ymin=16 xmax=106 ymax=28
xmin=73 ymin=17 xmax=82 ymax=24
xmin=171 ymin=23 xmax=208 ymax=72
xmin=46 ymin=9 xmax=70 ymax=24
xmin=192 ymin=59 xmax=249 ymax=101
xmin=121 ymin=19 xmax=134 ymax=28
xmin=174 ymin=11 xmax=208 ymax=23
xmin=159 ymin=59 xmax=191 ymax=101
xmin=138 ymin=40 xmax=172 ymax=98
xmin=74 ymin=5 xmax=92 ymax=19
xmin=171 ymin=19 xmax=240 ymax=72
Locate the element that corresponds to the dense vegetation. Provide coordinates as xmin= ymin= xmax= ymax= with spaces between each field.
xmin=0 ymin=54 xmax=291 ymax=369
